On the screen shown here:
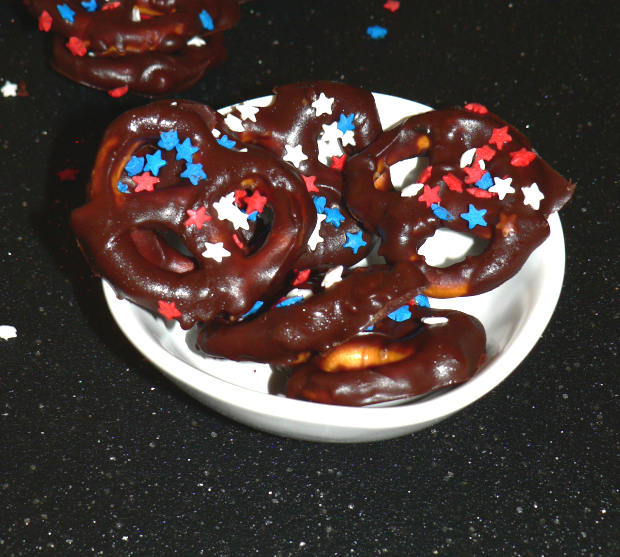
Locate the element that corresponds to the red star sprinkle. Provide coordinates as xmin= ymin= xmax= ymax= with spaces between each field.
xmin=463 ymin=164 xmax=486 ymax=184
xmin=330 ymin=154 xmax=346 ymax=171
xmin=158 ymin=300 xmax=181 ymax=320
xmin=302 ymin=175 xmax=319 ymax=193
xmin=383 ymin=0 xmax=400 ymax=12
xmin=418 ymin=185 xmax=441 ymax=207
xmin=108 ymin=85 xmax=129 ymax=97
xmin=489 ymin=126 xmax=512 ymax=150
xmin=56 ymin=167 xmax=79 ymax=181
xmin=132 ymin=172 xmax=159 ymax=192
xmin=292 ymin=268 xmax=311 ymax=286
xmin=244 ymin=190 xmax=268 ymax=214
xmin=101 ymin=1 xmax=121 ymax=9
xmin=475 ymin=145 xmax=496 ymax=162
xmin=38 ymin=10 xmax=52 ymax=32
xmin=66 ymin=36 xmax=87 ymax=57
xmin=510 ymin=148 xmax=537 ymax=167
xmin=234 ymin=189 xmax=248 ymax=206
xmin=232 ymin=233 xmax=244 ymax=249
xmin=418 ymin=165 xmax=433 ymax=183
xmin=442 ymin=173 xmax=463 ymax=192
xmin=184 ymin=206 xmax=211 ymax=229
xmin=466 ymin=187 xmax=495 ymax=198
xmin=464 ymin=103 xmax=488 ymax=114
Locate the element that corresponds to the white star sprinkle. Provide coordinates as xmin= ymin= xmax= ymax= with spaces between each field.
xmin=488 ymin=176 xmax=515 ymax=200
xmin=201 ymin=241 xmax=231 ymax=263
xmin=282 ymin=143 xmax=308 ymax=168
xmin=522 ymin=182 xmax=545 ymax=210
xmin=236 ymin=103 xmax=260 ymax=122
xmin=187 ymin=36 xmax=206 ymax=47
xmin=312 ymin=92 xmax=335 ymax=116
xmin=1 ymin=80 xmax=18 ymax=98
xmin=321 ymin=265 xmax=344 ymax=289
xmin=319 ymin=121 xmax=342 ymax=144
xmin=0 ymin=325 xmax=17 ymax=340
xmin=307 ymin=213 xmax=326 ymax=250
xmin=341 ymin=129 xmax=356 ymax=147
xmin=459 ymin=147 xmax=477 ymax=168
xmin=213 ymin=191 xmax=249 ymax=230
xmin=223 ymin=113 xmax=244 ymax=132
xmin=400 ymin=183 xmax=425 ymax=197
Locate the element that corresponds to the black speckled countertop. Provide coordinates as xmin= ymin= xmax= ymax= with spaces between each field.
xmin=0 ymin=0 xmax=617 ymax=554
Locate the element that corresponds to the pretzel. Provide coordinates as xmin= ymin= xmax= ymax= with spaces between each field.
xmin=220 ymin=81 xmax=383 ymax=269
xmin=71 ymin=100 xmax=316 ymax=328
xmin=285 ymin=307 xmax=486 ymax=406
xmin=345 ymin=104 xmax=575 ymax=296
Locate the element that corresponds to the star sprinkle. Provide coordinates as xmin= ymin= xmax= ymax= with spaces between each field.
xmin=510 ymin=148 xmax=537 ymax=167
xmin=158 ymin=300 xmax=181 ymax=320
xmin=383 ymin=0 xmax=400 ymax=12
xmin=1 ymin=80 xmax=18 ymax=97
xmin=414 ymin=294 xmax=430 ymax=307
xmin=81 ymin=0 xmax=97 ymax=12
xmin=66 ymin=36 xmax=87 ymax=56
xmin=0 ymin=325 xmax=17 ymax=340
xmin=158 ymin=130 xmax=179 ymax=151
xmin=459 ymin=148 xmax=477 ymax=168
xmin=475 ymin=145 xmax=496 ymax=162
xmin=184 ymin=206 xmax=211 ymax=229
xmin=236 ymin=103 xmax=260 ymax=122
xmin=442 ymin=173 xmax=463 ymax=192
xmin=488 ymin=176 xmax=515 ymax=200
xmin=132 ymin=172 xmax=159 ymax=192
xmin=241 ymin=300 xmax=263 ymax=319
xmin=418 ymin=184 xmax=441 ymax=207
xmin=464 ymin=102 xmax=488 ymax=114
xmin=144 ymin=150 xmax=167 ymax=176
xmin=283 ymin=143 xmax=308 ymax=168
xmin=216 ymin=135 xmax=236 ymax=149
xmin=101 ymin=1 xmax=120 ymax=10
xmin=474 ymin=172 xmax=494 ymax=190
xmin=108 ymin=85 xmax=128 ymax=97
xmin=418 ymin=165 xmax=432 ymax=183
xmin=38 ymin=10 xmax=52 ymax=32
xmin=388 ymin=305 xmax=412 ymax=322
xmin=367 ymin=25 xmax=388 ymax=39
xmin=522 ymin=182 xmax=544 ymax=210
xmin=431 ymin=203 xmax=454 ymax=221
xmin=466 ymin=187 xmax=494 ymax=199
xmin=199 ymin=9 xmax=214 ymax=30
xmin=337 ymin=113 xmax=355 ymax=134
xmin=324 ymin=206 xmax=345 ymax=228
xmin=275 ymin=295 xmax=305 ymax=308
xmin=125 ymin=156 xmax=144 ymax=176
xmin=331 ymin=154 xmax=346 ymax=171
xmin=292 ymin=268 xmax=311 ymax=286
xmin=180 ymin=162 xmax=206 ymax=185
xmin=460 ymin=204 xmax=487 ymax=229
xmin=57 ymin=3 xmax=75 ymax=22
xmin=343 ymin=230 xmax=367 ymax=254
xmin=117 ymin=181 xmax=128 ymax=193
xmin=321 ymin=265 xmax=344 ymax=289
xmin=489 ymin=126 xmax=512 ymax=150
xmin=312 ymin=92 xmax=334 ymax=116
xmin=400 ymin=183 xmax=424 ymax=197
xmin=308 ymin=214 xmax=326 ymax=250
xmin=302 ymin=175 xmax=319 ymax=193
xmin=56 ymin=167 xmax=79 ymax=181
xmin=313 ymin=196 xmax=327 ymax=213
xmin=244 ymin=190 xmax=268 ymax=214
xmin=463 ymin=164 xmax=486 ymax=184
xmin=214 ymin=191 xmax=249 ymax=230
xmin=175 ymin=137 xmax=199 ymax=162
xmin=319 ymin=121 xmax=343 ymax=144
xmin=202 ymin=241 xmax=230 ymax=262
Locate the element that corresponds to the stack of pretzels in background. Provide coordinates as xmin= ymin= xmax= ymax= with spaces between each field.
xmin=24 ymin=0 xmax=242 ymax=95
xmin=71 ymin=82 xmax=575 ymax=405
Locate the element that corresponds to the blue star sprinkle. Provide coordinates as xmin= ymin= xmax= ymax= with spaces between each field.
xmin=180 ymin=162 xmax=207 ymax=185
xmin=241 ymin=300 xmax=263 ymax=319
xmin=313 ymin=196 xmax=327 ymax=214
xmin=367 ymin=25 xmax=387 ymax=39
xmin=414 ymin=294 xmax=430 ymax=308
xmin=343 ymin=230 xmax=367 ymax=254
xmin=57 ymin=3 xmax=75 ymax=22
xmin=117 ymin=181 xmax=128 ymax=193
xmin=144 ymin=150 xmax=167 ymax=176
xmin=460 ymin=204 xmax=488 ymax=229
xmin=124 ymin=155 xmax=144 ymax=176
xmin=388 ymin=305 xmax=412 ymax=322
xmin=431 ymin=203 xmax=454 ymax=221
xmin=216 ymin=135 xmax=236 ymax=149
xmin=324 ymin=207 xmax=345 ymax=228
xmin=199 ymin=9 xmax=214 ymax=30
xmin=81 ymin=0 xmax=97 ymax=12
xmin=247 ymin=211 xmax=258 ymax=222
xmin=158 ymin=130 xmax=179 ymax=151
xmin=337 ymin=113 xmax=355 ymax=134
xmin=175 ymin=138 xmax=199 ymax=163
xmin=475 ymin=172 xmax=494 ymax=190
xmin=276 ymin=296 xmax=304 ymax=308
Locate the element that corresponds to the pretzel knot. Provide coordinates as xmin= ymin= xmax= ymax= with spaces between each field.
xmin=71 ymin=100 xmax=315 ymax=328
xmin=345 ymin=105 xmax=576 ymax=297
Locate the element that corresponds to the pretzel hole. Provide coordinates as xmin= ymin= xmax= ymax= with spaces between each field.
xmin=131 ymin=228 xmax=196 ymax=273
xmin=386 ymin=156 xmax=430 ymax=191
xmin=234 ymin=204 xmax=275 ymax=255
xmin=417 ymin=228 xmax=488 ymax=268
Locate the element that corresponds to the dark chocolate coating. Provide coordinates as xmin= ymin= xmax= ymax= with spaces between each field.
xmin=71 ymin=100 xmax=316 ymax=328
xmin=286 ymin=307 xmax=486 ymax=406
xmin=198 ymin=261 xmax=427 ymax=365
xmin=221 ymin=82 xmax=383 ymax=269
xmin=345 ymin=106 xmax=575 ymax=297
xmin=51 ymin=32 xmax=226 ymax=96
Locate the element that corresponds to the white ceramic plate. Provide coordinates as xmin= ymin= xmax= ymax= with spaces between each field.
xmin=102 ymin=93 xmax=566 ymax=442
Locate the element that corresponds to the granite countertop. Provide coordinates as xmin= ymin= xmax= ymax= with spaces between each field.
xmin=0 ymin=0 xmax=617 ymax=554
